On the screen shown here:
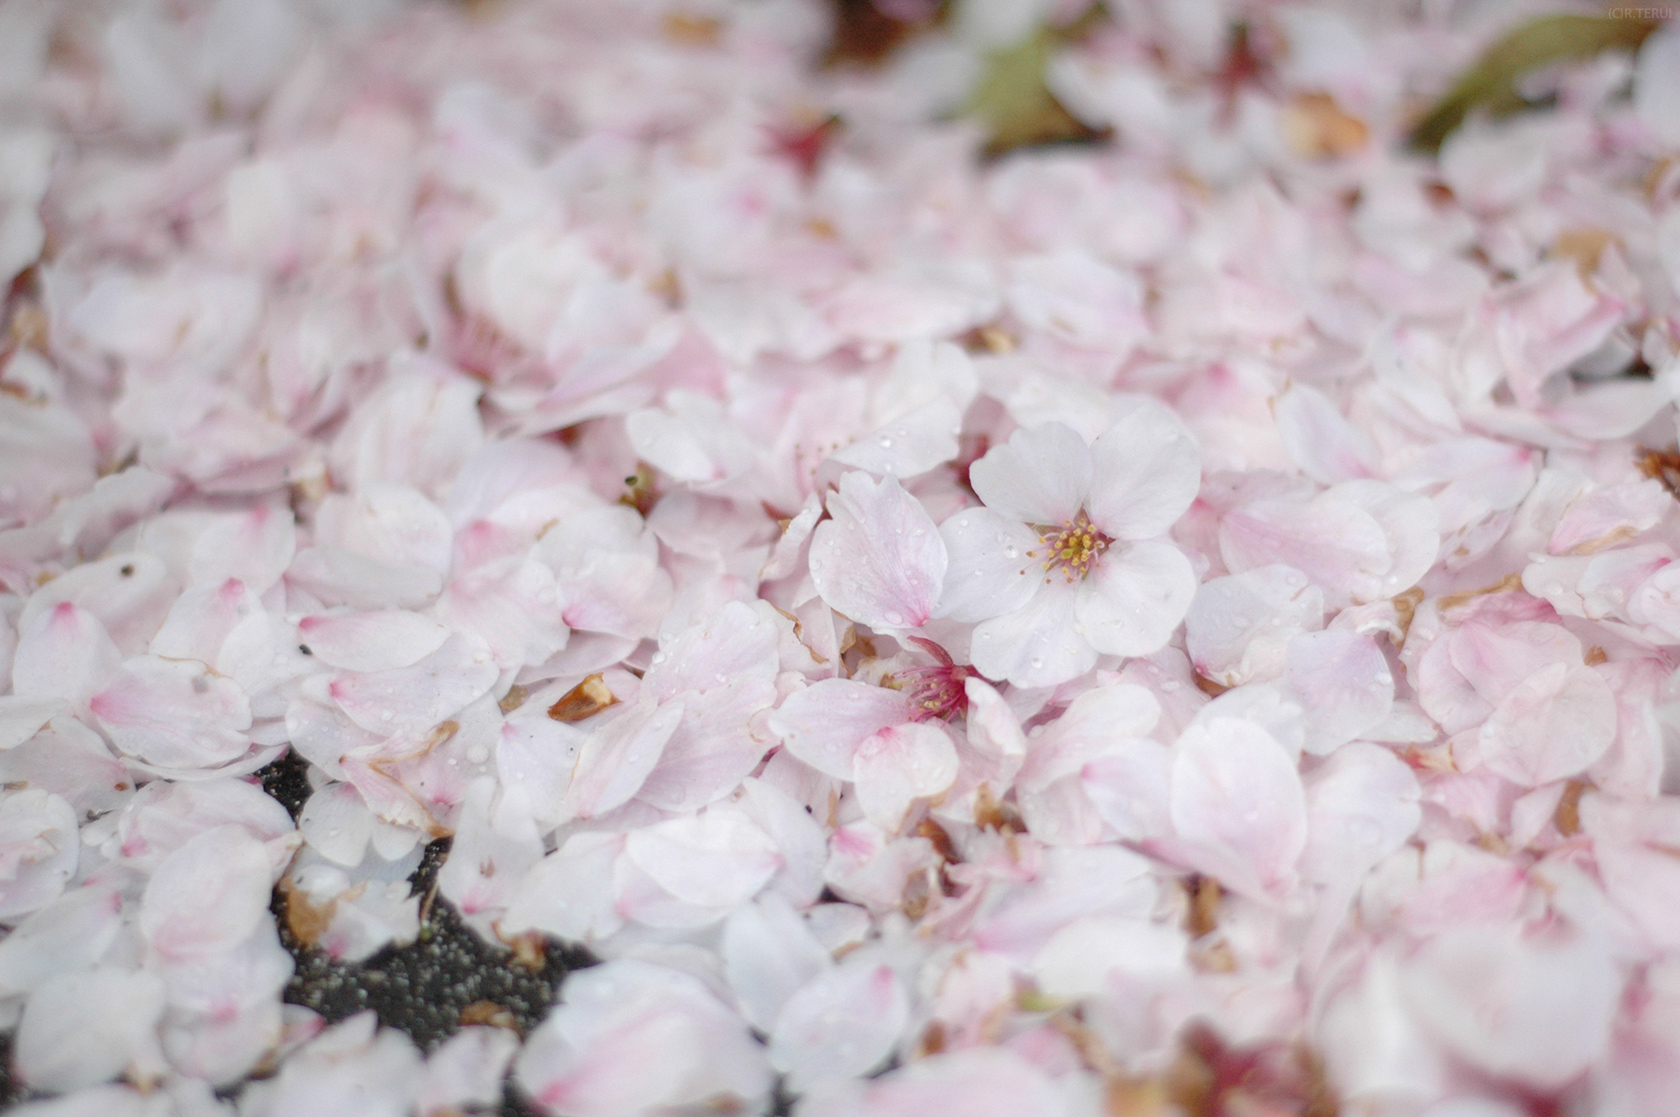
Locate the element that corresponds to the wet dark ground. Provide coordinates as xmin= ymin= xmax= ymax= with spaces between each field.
xmin=259 ymin=750 xmax=594 ymax=1115
xmin=0 ymin=751 xmax=798 ymax=1114
xmin=0 ymin=751 xmax=596 ymax=1115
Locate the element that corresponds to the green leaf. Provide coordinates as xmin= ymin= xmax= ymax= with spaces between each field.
xmin=963 ymin=6 xmax=1110 ymax=158
xmin=1408 ymin=13 xmax=1664 ymax=154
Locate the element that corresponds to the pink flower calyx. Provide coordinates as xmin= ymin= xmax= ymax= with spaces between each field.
xmin=1028 ymin=512 xmax=1112 ymax=583
xmin=893 ymin=637 xmax=977 ymax=722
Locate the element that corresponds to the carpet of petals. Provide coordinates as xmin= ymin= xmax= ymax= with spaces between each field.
xmin=3 ymin=0 xmax=1680 ymax=1114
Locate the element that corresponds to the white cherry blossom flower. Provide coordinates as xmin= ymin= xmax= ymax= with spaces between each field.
xmin=937 ymin=408 xmax=1200 ymax=687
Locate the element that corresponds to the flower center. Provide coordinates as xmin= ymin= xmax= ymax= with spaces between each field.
xmin=892 ymin=637 xmax=975 ymax=721
xmin=1029 ymin=513 xmax=1111 ymax=583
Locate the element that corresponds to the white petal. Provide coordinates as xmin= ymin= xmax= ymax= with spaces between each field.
xmin=1636 ymin=24 xmax=1680 ymax=150
xmin=298 ymin=782 xmax=376 ymax=868
xmin=0 ymin=697 xmax=64 ymax=752
xmin=934 ymin=508 xmax=1042 ymax=624
xmin=15 ymin=969 xmax=167 ymax=1093
xmin=969 ymin=583 xmax=1095 ymax=689
xmin=1076 ymin=540 xmax=1197 ymax=658
xmin=1030 ymin=915 xmax=1187 ymax=998
xmin=624 ymin=807 xmax=781 ymax=909
xmin=500 ymin=832 xmax=625 ymax=943
xmin=722 ymin=894 xmax=832 ymax=1032
xmin=0 ymin=790 xmax=79 ymax=922
xmin=1184 ymin=565 xmax=1323 ymax=687
xmin=770 ymin=957 xmax=909 ymax=1089
xmin=968 ymin=422 xmax=1091 ymax=526
xmin=1086 ymin=401 xmax=1201 ymax=540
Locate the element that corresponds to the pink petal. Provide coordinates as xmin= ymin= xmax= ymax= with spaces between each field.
xmin=852 ymin=721 xmax=959 ymax=831
xmin=1288 ymin=630 xmax=1393 ymax=756
xmin=91 ymin=655 xmax=253 ymax=769
xmin=187 ymin=504 xmax=296 ymax=594
xmin=326 ymin=633 xmax=497 ymax=738
xmin=770 ymin=678 xmax=918 ymax=782
xmin=11 ymin=602 xmax=122 ymax=706
xmin=1170 ymin=716 xmax=1307 ymax=897
xmin=634 ymin=676 xmax=780 ymax=812
xmin=808 ymin=471 xmax=946 ymax=633
xmin=139 ymin=824 xmax=275 ymax=961
xmin=1272 ymin=381 xmax=1377 ymax=485
xmin=1081 ymin=737 xmax=1175 ymax=842
xmin=1474 ymin=662 xmax=1617 ymax=786
xmin=1401 ymin=919 xmax=1619 ymax=1091
xmin=565 ymin=699 xmax=684 ymax=820
xmin=298 ymin=610 xmax=451 ymax=673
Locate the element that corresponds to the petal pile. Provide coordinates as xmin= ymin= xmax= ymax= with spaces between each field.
xmin=3 ymin=1 xmax=1680 ymax=1115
